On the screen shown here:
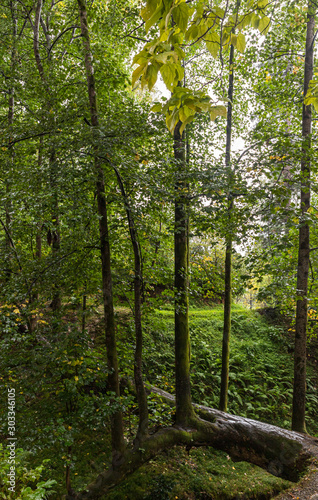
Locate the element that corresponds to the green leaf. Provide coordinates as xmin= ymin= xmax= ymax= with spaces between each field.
xmin=238 ymin=13 xmax=252 ymax=29
xmin=211 ymin=7 xmax=225 ymax=18
xmin=160 ymin=62 xmax=176 ymax=90
xmin=179 ymin=114 xmax=195 ymax=135
xmin=251 ymin=13 xmax=260 ymax=29
xmin=151 ymin=103 xmax=163 ymax=112
xmin=176 ymin=63 xmax=184 ymax=81
xmin=258 ymin=16 xmax=270 ymax=34
xmin=205 ymin=32 xmax=220 ymax=58
xmin=222 ymin=30 xmax=231 ymax=46
xmin=313 ymin=99 xmax=318 ymax=113
xmin=174 ymin=45 xmax=185 ymax=59
xmin=172 ymin=2 xmax=191 ymax=33
xmin=197 ymin=21 xmax=209 ymax=38
xmin=257 ymin=0 xmax=268 ymax=8
xmin=230 ymin=34 xmax=237 ymax=47
xmin=209 ymin=105 xmax=227 ymax=121
xmin=132 ymin=63 xmax=147 ymax=87
xmin=196 ymin=99 xmax=211 ymax=112
xmin=141 ymin=0 xmax=160 ymax=22
xmin=132 ymin=50 xmax=149 ymax=66
xmin=146 ymin=64 xmax=159 ymax=90
xmin=236 ymin=33 xmax=246 ymax=53
xmin=179 ymin=105 xmax=195 ymax=121
xmin=145 ymin=4 xmax=164 ymax=32
xmin=166 ymin=108 xmax=179 ymax=133
xmin=185 ymin=24 xmax=198 ymax=41
xmin=153 ymin=51 xmax=175 ymax=64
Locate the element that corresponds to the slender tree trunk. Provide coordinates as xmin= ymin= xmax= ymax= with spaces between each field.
xmin=219 ymin=42 xmax=235 ymax=412
xmin=220 ymin=227 xmax=232 ymax=411
xmin=112 ymin=167 xmax=149 ymax=440
xmin=82 ymin=283 xmax=87 ymax=335
xmin=49 ymin=148 xmax=61 ymax=311
xmin=292 ymin=2 xmax=315 ymax=433
xmin=33 ymin=0 xmax=61 ymax=312
xmin=77 ymin=0 xmax=125 ymax=462
xmin=174 ymin=121 xmax=194 ymax=425
xmin=5 ymin=0 xmax=17 ymax=279
xmin=30 ymin=141 xmax=43 ymax=333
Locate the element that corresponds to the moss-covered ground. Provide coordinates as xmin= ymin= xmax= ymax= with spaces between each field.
xmin=105 ymin=446 xmax=292 ymax=500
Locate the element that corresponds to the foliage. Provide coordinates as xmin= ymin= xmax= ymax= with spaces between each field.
xmin=142 ymin=306 xmax=318 ymax=435
xmin=0 ymin=445 xmax=56 ymax=499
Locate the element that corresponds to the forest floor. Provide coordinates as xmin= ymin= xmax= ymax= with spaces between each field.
xmin=2 ymin=303 xmax=317 ymax=499
xmin=95 ymin=304 xmax=318 ymax=500
xmin=273 ymin=461 xmax=318 ymax=499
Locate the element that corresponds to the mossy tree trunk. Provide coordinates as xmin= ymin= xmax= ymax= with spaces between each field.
xmin=174 ymin=121 xmax=194 ymax=426
xmin=292 ymin=1 xmax=315 ymax=434
xmin=66 ymin=385 xmax=318 ymax=500
xmin=77 ymin=0 xmax=125 ymax=464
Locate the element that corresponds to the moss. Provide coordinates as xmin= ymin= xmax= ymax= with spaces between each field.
xmin=104 ymin=447 xmax=292 ymax=500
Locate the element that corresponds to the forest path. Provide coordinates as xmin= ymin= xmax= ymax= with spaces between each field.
xmin=273 ymin=442 xmax=318 ymax=500
xmin=273 ymin=467 xmax=318 ymax=499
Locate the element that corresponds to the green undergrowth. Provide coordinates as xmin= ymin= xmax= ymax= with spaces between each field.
xmin=135 ymin=305 xmax=318 ymax=436
xmin=104 ymin=446 xmax=292 ymax=500
xmin=0 ymin=303 xmax=317 ymax=499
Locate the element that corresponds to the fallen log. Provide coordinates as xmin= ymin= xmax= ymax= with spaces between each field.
xmin=150 ymin=386 xmax=318 ymax=481
xmin=66 ymin=386 xmax=318 ymax=499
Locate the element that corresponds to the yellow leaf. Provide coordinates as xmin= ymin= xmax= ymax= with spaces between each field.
xmin=210 ymin=105 xmax=227 ymax=121
xmin=132 ymin=63 xmax=147 ymax=88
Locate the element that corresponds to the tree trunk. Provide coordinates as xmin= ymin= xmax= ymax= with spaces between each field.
xmin=49 ymin=147 xmax=61 ymax=312
xmin=5 ymin=0 xmax=17 ymax=280
xmin=219 ymin=40 xmax=235 ymax=412
xmin=33 ymin=0 xmax=61 ymax=313
xmin=292 ymin=1 xmax=315 ymax=433
xmin=112 ymin=166 xmax=149 ymax=441
xmin=174 ymin=121 xmax=194 ymax=425
xmin=82 ymin=283 xmax=87 ymax=335
xmin=66 ymin=385 xmax=318 ymax=500
xmin=77 ymin=0 xmax=125 ymax=463
xmin=220 ymin=231 xmax=232 ymax=411
xmin=29 ymin=141 xmax=43 ymax=333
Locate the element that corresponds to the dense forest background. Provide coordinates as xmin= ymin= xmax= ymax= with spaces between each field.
xmin=1 ymin=0 xmax=318 ymax=498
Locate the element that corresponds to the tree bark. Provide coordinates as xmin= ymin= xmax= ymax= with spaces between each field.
xmin=77 ymin=0 xmax=125 ymax=463
xmin=292 ymin=1 xmax=315 ymax=433
xmin=219 ymin=40 xmax=235 ymax=412
xmin=174 ymin=121 xmax=194 ymax=426
xmin=112 ymin=166 xmax=149 ymax=441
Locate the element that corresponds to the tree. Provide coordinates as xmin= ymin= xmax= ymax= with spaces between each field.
xmin=76 ymin=0 xmax=125 ymax=469
xmin=292 ymin=0 xmax=315 ymax=434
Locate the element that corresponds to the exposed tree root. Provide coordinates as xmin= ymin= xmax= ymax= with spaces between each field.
xmin=66 ymin=386 xmax=318 ymax=500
